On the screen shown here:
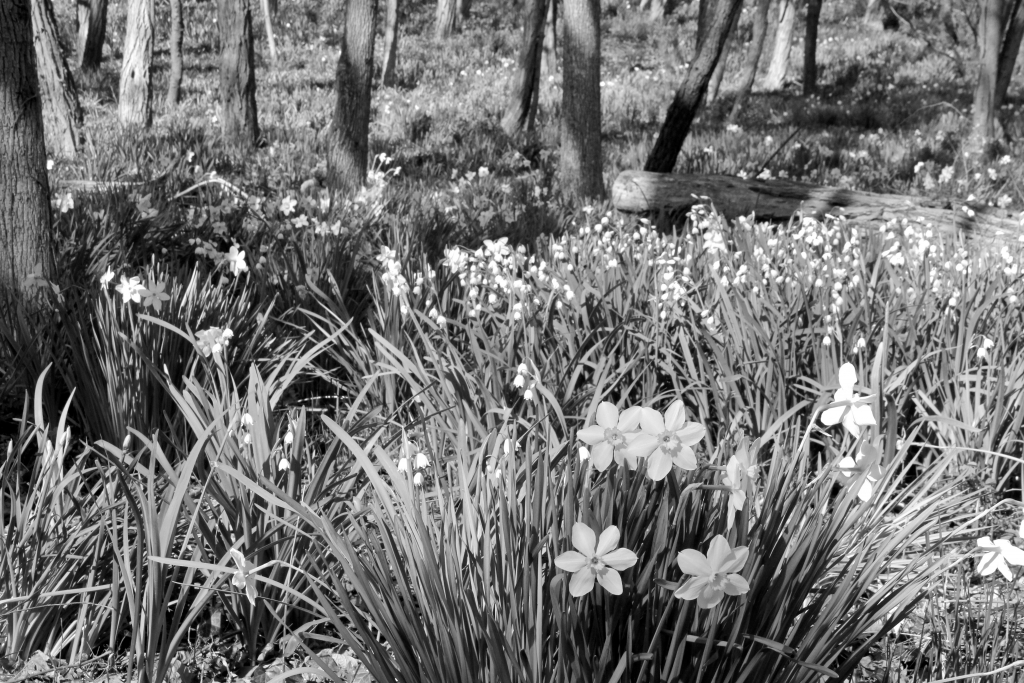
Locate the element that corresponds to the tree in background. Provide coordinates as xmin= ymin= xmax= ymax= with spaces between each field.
xmin=329 ymin=0 xmax=378 ymax=195
xmin=31 ymin=0 xmax=83 ymax=157
xmin=382 ymin=0 xmax=400 ymax=86
xmin=728 ymin=0 xmax=771 ymax=123
xmin=0 ymin=0 xmax=53 ymax=314
xmin=541 ymin=0 xmax=557 ymax=78
xmin=458 ymin=0 xmax=472 ymax=21
xmin=119 ymin=0 xmax=154 ymax=127
xmin=260 ymin=0 xmax=279 ymax=64
xmin=995 ymin=0 xmax=1024 ymax=111
xmin=803 ymin=0 xmax=823 ymax=94
xmin=644 ymin=0 xmax=744 ymax=172
xmin=971 ymin=0 xmax=1005 ymax=152
xmin=764 ymin=0 xmax=798 ymax=90
xmin=436 ymin=0 xmax=458 ymax=38
xmin=77 ymin=0 xmax=107 ymax=74
xmin=561 ymin=0 xmax=603 ymax=199
xmin=166 ymin=0 xmax=184 ymax=108
xmin=501 ymin=0 xmax=549 ymax=135
xmin=218 ymin=0 xmax=260 ymax=146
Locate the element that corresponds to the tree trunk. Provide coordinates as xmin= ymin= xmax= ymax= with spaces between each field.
xmin=940 ymin=0 xmax=958 ymax=44
xmin=541 ymin=0 xmax=557 ymax=77
xmin=458 ymin=0 xmax=471 ymax=20
xmin=260 ymin=0 xmax=278 ymax=65
xmin=611 ymin=170 xmax=1022 ymax=246
xmin=0 ymin=0 xmax=53 ymax=313
xmin=995 ymin=0 xmax=1024 ymax=110
xmin=803 ymin=0 xmax=822 ymax=94
xmin=381 ymin=0 xmax=399 ymax=86
xmin=561 ymin=0 xmax=603 ymax=199
xmin=218 ymin=0 xmax=260 ymax=146
xmin=501 ymin=0 xmax=548 ymax=135
xmin=328 ymin=0 xmax=377 ymax=195
xmin=435 ymin=0 xmax=458 ymax=38
xmin=118 ymin=0 xmax=153 ymax=127
xmin=165 ymin=0 xmax=184 ymax=108
xmin=971 ymin=0 xmax=1005 ymax=152
xmin=76 ymin=0 xmax=107 ymax=73
xmin=705 ymin=7 xmax=740 ymax=104
xmin=643 ymin=0 xmax=743 ymax=173
xmin=728 ymin=0 xmax=771 ymax=124
xmin=31 ymin=0 xmax=82 ymax=158
xmin=764 ymin=0 xmax=797 ymax=90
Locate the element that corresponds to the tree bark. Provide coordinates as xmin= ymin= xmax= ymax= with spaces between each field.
xmin=76 ymin=0 xmax=107 ymax=73
xmin=260 ymin=0 xmax=278 ymax=65
xmin=328 ymin=0 xmax=377 ymax=195
xmin=118 ymin=0 xmax=153 ymax=127
xmin=995 ymin=0 xmax=1024 ymax=110
xmin=31 ymin=0 xmax=83 ymax=158
xmin=971 ymin=0 xmax=1005 ymax=152
xmin=165 ymin=0 xmax=184 ymax=108
xmin=643 ymin=0 xmax=744 ymax=173
xmin=218 ymin=0 xmax=260 ymax=146
xmin=611 ymin=170 xmax=1021 ymax=246
xmin=728 ymin=0 xmax=771 ymax=124
xmin=0 ymin=0 xmax=53 ymax=312
xmin=458 ymin=0 xmax=471 ymax=20
xmin=501 ymin=0 xmax=549 ymax=135
xmin=561 ymin=0 xmax=603 ymax=199
xmin=381 ymin=0 xmax=399 ymax=86
xmin=705 ymin=7 xmax=740 ymax=104
xmin=541 ymin=0 xmax=557 ymax=78
xmin=764 ymin=0 xmax=797 ymax=90
xmin=435 ymin=0 xmax=458 ymax=38
xmin=803 ymin=0 xmax=822 ymax=94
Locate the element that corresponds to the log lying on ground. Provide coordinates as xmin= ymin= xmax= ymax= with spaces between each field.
xmin=612 ymin=170 xmax=1023 ymax=246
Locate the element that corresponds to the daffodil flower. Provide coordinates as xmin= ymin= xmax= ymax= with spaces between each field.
xmin=99 ymin=268 xmax=115 ymax=290
xmin=577 ymin=402 xmax=643 ymax=471
xmin=229 ymin=548 xmax=258 ymax=606
xmin=821 ymin=363 xmax=877 ymax=438
xmin=722 ymin=438 xmax=760 ymax=529
xmin=976 ymin=536 xmax=1024 ymax=580
xmin=625 ymin=401 xmax=706 ymax=481
xmin=115 ymin=275 xmax=145 ymax=305
xmin=224 ymin=245 xmax=248 ymax=276
xmin=554 ymin=523 xmax=638 ymax=597
xmin=674 ymin=535 xmax=750 ymax=609
xmin=836 ymin=441 xmax=884 ymax=502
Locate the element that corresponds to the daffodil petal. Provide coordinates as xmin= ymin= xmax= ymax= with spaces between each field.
xmin=618 ymin=406 xmax=643 ymax=431
xmin=820 ymin=406 xmax=844 ymax=427
xmin=554 ymin=551 xmax=588 ymax=572
xmin=596 ymin=402 xmax=619 ymax=429
xmin=853 ymin=404 xmax=877 ymax=426
xmin=591 ymin=442 xmax=614 ymax=471
xmin=229 ymin=548 xmax=246 ymax=570
xmin=577 ymin=425 xmax=607 ymax=446
xmin=723 ymin=574 xmax=749 ymax=596
xmin=569 ymin=569 xmax=596 ymax=597
xmin=706 ymin=535 xmax=733 ymax=570
xmin=673 ymin=576 xmax=708 ymax=601
xmin=638 ymin=408 xmax=665 ymax=435
xmin=624 ymin=433 xmax=658 ymax=460
xmin=596 ymin=568 xmax=623 ymax=595
xmin=595 ymin=526 xmax=621 ymax=557
xmin=646 ymin=449 xmax=673 ymax=481
xmin=677 ymin=549 xmax=712 ymax=576
xmin=697 ymin=586 xmax=725 ymax=609
xmin=998 ymin=541 xmax=1024 ymax=567
xmin=572 ymin=522 xmax=596 ymax=556
xmin=673 ymin=422 xmax=706 ymax=446
xmin=721 ymin=546 xmax=748 ymax=573
xmin=977 ymin=551 xmax=1001 ymax=576
xmin=664 ymin=400 xmax=688 ymax=430
xmin=671 ymin=445 xmax=698 ymax=471
xmin=838 ymin=363 xmax=858 ymax=390
xmin=602 ymin=548 xmax=638 ymax=571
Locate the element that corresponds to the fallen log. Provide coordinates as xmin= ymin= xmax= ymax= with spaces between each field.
xmin=611 ymin=170 xmax=1023 ymax=246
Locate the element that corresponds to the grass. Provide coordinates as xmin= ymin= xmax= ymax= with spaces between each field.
xmin=2 ymin=0 xmax=1024 ymax=681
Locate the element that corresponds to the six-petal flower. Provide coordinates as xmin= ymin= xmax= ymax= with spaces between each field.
xmin=229 ymin=548 xmax=258 ymax=606
xmin=674 ymin=535 xmax=750 ymax=609
xmin=577 ymin=402 xmax=644 ymax=471
xmin=821 ymin=363 xmax=877 ymax=438
xmin=626 ymin=401 xmax=706 ymax=481
xmin=554 ymin=523 xmax=638 ymax=597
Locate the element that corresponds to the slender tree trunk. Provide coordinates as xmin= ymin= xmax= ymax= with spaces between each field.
xmin=705 ymin=7 xmax=739 ymax=104
xmin=458 ymin=0 xmax=471 ymax=21
xmin=218 ymin=0 xmax=260 ymax=146
xmin=435 ymin=0 xmax=458 ymax=38
xmin=764 ymin=0 xmax=797 ymax=90
xmin=995 ymin=0 xmax=1024 ymax=109
xmin=803 ymin=0 xmax=822 ymax=94
xmin=328 ymin=0 xmax=377 ymax=195
xmin=118 ymin=0 xmax=153 ymax=127
xmin=260 ymin=0 xmax=278 ymax=64
xmin=971 ymin=0 xmax=1005 ymax=151
xmin=561 ymin=0 xmax=602 ymax=199
xmin=166 ymin=0 xmax=184 ymax=108
xmin=76 ymin=0 xmax=107 ymax=73
xmin=31 ymin=0 xmax=82 ymax=157
xmin=382 ymin=0 xmax=399 ymax=86
xmin=0 ymin=0 xmax=53 ymax=313
xmin=644 ymin=0 xmax=744 ymax=172
xmin=541 ymin=0 xmax=557 ymax=77
xmin=728 ymin=0 xmax=771 ymax=123
xmin=502 ymin=0 xmax=548 ymax=135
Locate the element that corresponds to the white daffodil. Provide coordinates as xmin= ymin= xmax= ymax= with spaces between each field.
xmin=625 ymin=401 xmax=706 ymax=481
xmin=976 ymin=536 xmax=1024 ymax=580
xmin=229 ymin=548 xmax=258 ymax=606
xmin=836 ymin=441 xmax=884 ymax=502
xmin=577 ymin=402 xmax=643 ymax=471
xmin=821 ymin=363 xmax=877 ymax=438
xmin=554 ymin=523 xmax=638 ymax=597
xmin=674 ymin=535 xmax=750 ymax=609
xmin=722 ymin=438 xmax=760 ymax=529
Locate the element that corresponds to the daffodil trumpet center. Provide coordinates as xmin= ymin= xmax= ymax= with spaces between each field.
xmin=604 ymin=427 xmax=628 ymax=448
xmin=656 ymin=432 xmax=682 ymax=455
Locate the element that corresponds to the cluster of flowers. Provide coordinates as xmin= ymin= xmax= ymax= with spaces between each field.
xmin=100 ymin=269 xmax=172 ymax=312
xmin=188 ymin=240 xmax=250 ymax=277
xmin=195 ymin=326 xmax=234 ymax=358
xmin=511 ymin=362 xmax=536 ymax=401
xmin=395 ymin=439 xmax=431 ymax=486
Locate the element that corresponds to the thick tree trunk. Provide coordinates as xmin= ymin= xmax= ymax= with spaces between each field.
xmin=995 ymin=0 xmax=1024 ymax=110
xmin=803 ymin=0 xmax=822 ymax=94
xmin=561 ymin=0 xmax=603 ymax=199
xmin=260 ymin=0 xmax=278 ymax=65
xmin=611 ymin=170 xmax=1022 ymax=245
xmin=971 ymin=0 xmax=1005 ymax=152
xmin=328 ymin=0 xmax=377 ymax=195
xmin=435 ymin=0 xmax=458 ymax=38
xmin=728 ymin=0 xmax=771 ymax=124
xmin=541 ymin=0 xmax=557 ymax=77
xmin=0 ymin=0 xmax=54 ymax=312
xmin=705 ymin=8 xmax=740 ymax=104
xmin=502 ymin=0 xmax=549 ymax=135
xmin=218 ymin=0 xmax=260 ymax=146
xmin=76 ymin=0 xmax=107 ymax=73
xmin=764 ymin=0 xmax=797 ymax=90
xmin=643 ymin=0 xmax=744 ymax=173
xmin=31 ymin=0 xmax=83 ymax=158
xmin=166 ymin=0 xmax=184 ymax=108
xmin=381 ymin=0 xmax=399 ymax=86
xmin=118 ymin=0 xmax=153 ymax=127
